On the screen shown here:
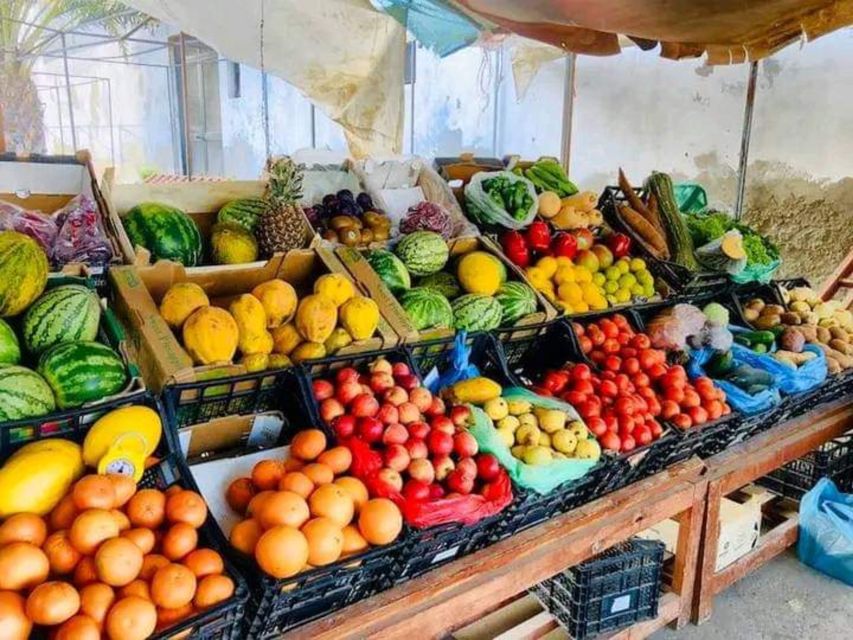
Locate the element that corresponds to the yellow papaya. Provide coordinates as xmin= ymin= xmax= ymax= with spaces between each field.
xmin=267 ymin=353 xmax=293 ymax=369
xmin=159 ymin=282 xmax=210 ymax=329
xmin=0 ymin=439 xmax=84 ymax=516
xmin=295 ymin=294 xmax=338 ymax=343
xmin=313 ymin=273 xmax=355 ymax=307
xmin=251 ymin=279 xmax=298 ymax=328
xmin=182 ymin=306 xmax=239 ymax=365
xmin=339 ymin=296 xmax=379 ymax=340
xmin=240 ymin=353 xmax=269 ymax=372
xmin=445 ymin=377 xmax=502 ymax=404
xmin=324 ymin=327 xmax=354 ymax=354
xmin=271 ymin=322 xmax=302 ymax=355
xmin=291 ymin=342 xmax=327 ymax=363
xmin=229 ymin=294 xmax=273 ymax=355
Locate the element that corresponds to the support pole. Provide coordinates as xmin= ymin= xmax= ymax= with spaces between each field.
xmin=560 ymin=54 xmax=576 ymax=173
xmin=735 ymin=61 xmax=759 ymax=219
xmin=178 ymin=32 xmax=192 ymax=176
xmin=61 ymin=32 xmax=78 ymax=151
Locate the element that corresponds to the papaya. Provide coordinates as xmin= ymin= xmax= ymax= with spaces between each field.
xmin=271 ymin=322 xmax=302 ymax=355
xmin=240 ymin=353 xmax=270 ymax=372
xmin=445 ymin=377 xmax=502 ymax=404
xmin=295 ymin=294 xmax=338 ymax=343
xmin=291 ymin=342 xmax=327 ymax=363
xmin=159 ymin=282 xmax=210 ymax=329
xmin=229 ymin=294 xmax=274 ymax=356
xmin=251 ymin=279 xmax=298 ymax=328
xmin=339 ymin=296 xmax=379 ymax=340
xmin=313 ymin=273 xmax=355 ymax=307
xmin=182 ymin=306 xmax=239 ymax=365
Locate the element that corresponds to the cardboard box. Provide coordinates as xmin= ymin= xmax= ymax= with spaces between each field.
xmin=0 ymin=151 xmax=123 ymax=280
xmin=336 ymin=235 xmax=556 ymax=344
xmin=109 ymin=247 xmax=399 ymax=392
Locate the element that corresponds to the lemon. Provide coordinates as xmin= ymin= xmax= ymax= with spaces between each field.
xmin=592 ymin=272 xmax=606 ymax=287
xmin=630 ymin=257 xmax=647 ymax=272
xmin=558 ymin=281 xmax=583 ymax=304
xmin=554 ymin=265 xmax=576 ymax=285
xmin=605 ymin=266 xmax=621 ymax=281
xmin=616 ymin=258 xmax=630 ymax=274
xmin=604 ymin=280 xmax=619 ymax=294
xmin=589 ymin=295 xmax=608 ymax=311
xmin=643 ymin=282 xmax=656 ymax=297
xmin=615 ymin=287 xmax=632 ymax=303
xmin=631 ymin=283 xmax=645 ymax=296
xmin=536 ymin=256 xmax=558 ymax=278
xmin=560 ymin=302 xmax=575 ymax=314
xmin=573 ymin=300 xmax=590 ymax=313
xmin=574 ymin=266 xmax=593 ymax=283
xmin=618 ymin=273 xmax=637 ymax=288
xmin=526 ymin=266 xmax=549 ymax=287
xmin=555 ymin=256 xmax=574 ymax=269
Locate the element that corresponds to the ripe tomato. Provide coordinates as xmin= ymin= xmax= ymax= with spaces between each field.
xmin=672 ymin=413 xmax=692 ymax=429
xmin=590 ymin=350 xmax=607 ymax=365
xmin=721 ymin=403 xmax=732 ymax=415
xmin=600 ymin=431 xmax=621 ymax=451
xmin=705 ymin=400 xmax=723 ymax=420
xmin=604 ymin=355 xmax=622 ymax=372
xmin=647 ymin=397 xmax=662 ymax=417
xmin=579 ymin=336 xmax=593 ymax=354
xmin=633 ymin=372 xmax=651 ymax=388
xmin=660 ymin=400 xmax=680 ymax=419
xmin=621 ymin=435 xmax=637 ymax=452
xmin=618 ymin=414 xmax=635 ymax=433
xmin=600 ymin=370 xmax=616 ymax=381
xmin=572 ymin=322 xmax=585 ymax=336
xmin=616 ymin=331 xmax=631 ymax=346
xmin=688 ymin=406 xmax=708 ymax=425
xmin=586 ymin=417 xmax=607 ymax=436
xmin=620 ymin=346 xmax=637 ymax=359
xmin=600 ymin=319 xmax=619 ymax=339
xmin=529 ymin=386 xmax=553 ymax=397
xmin=648 ymin=419 xmax=663 ymax=438
xmin=647 ymin=363 xmax=668 ymax=380
xmin=573 ymin=380 xmax=595 ymax=396
xmin=696 ymin=382 xmax=718 ymax=402
xmin=682 ymin=389 xmax=701 ymax=408
xmin=630 ymin=334 xmax=651 ymax=350
xmin=612 ymin=314 xmax=630 ymax=331
xmin=632 ymin=395 xmax=648 ymax=414
xmin=614 ymin=374 xmax=631 ymax=394
xmin=661 ymin=372 xmax=685 ymax=390
xmin=587 ymin=326 xmax=605 ymax=346
xmin=600 ymin=380 xmax=619 ymax=397
xmin=542 ymin=370 xmax=569 ymax=394
xmin=633 ymin=425 xmax=653 ymax=446
xmin=664 ymin=386 xmax=685 ymax=404
xmin=602 ymin=338 xmax=621 ymax=354
xmin=579 ymin=400 xmax=601 ymax=419
xmin=571 ymin=364 xmax=592 ymax=382
xmin=563 ymin=390 xmax=588 ymax=407
xmin=637 ymin=386 xmax=656 ymax=400
xmin=621 ymin=357 xmax=640 ymax=375
xmin=669 ymin=365 xmax=687 ymax=382
xmin=603 ymin=414 xmax=618 ymax=432
xmin=639 ymin=349 xmax=660 ymax=371
xmin=615 ymin=397 xmax=635 ymax=417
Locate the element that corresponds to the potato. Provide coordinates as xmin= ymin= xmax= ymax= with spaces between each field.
xmin=743 ymin=307 xmax=760 ymax=322
xmin=746 ymin=298 xmax=766 ymax=312
xmin=797 ymin=325 xmax=818 ymax=342
xmin=829 ymin=339 xmax=852 ymax=356
xmin=789 ymin=301 xmax=811 ymax=314
xmin=827 ymin=357 xmax=842 ymax=375
xmin=829 ymin=327 xmax=849 ymax=342
xmin=816 ymin=326 xmax=832 ymax=344
xmin=780 ymin=312 xmax=802 ymax=325
xmin=753 ymin=314 xmax=781 ymax=330
xmin=763 ymin=304 xmax=786 ymax=316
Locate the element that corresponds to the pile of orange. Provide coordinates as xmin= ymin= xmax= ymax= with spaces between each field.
xmin=226 ymin=429 xmax=403 ymax=579
xmin=0 ymin=473 xmax=235 ymax=640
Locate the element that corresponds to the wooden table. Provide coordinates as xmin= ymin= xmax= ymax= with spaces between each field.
xmin=286 ymin=458 xmax=708 ymax=640
xmin=692 ymin=400 xmax=853 ymax=624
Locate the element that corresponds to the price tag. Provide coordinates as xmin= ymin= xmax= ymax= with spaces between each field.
xmin=247 ymin=413 xmax=285 ymax=448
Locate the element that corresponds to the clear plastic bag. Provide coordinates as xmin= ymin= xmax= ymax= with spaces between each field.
xmin=798 ymin=478 xmax=853 ymax=586
xmin=731 ymin=342 xmax=827 ymax=395
xmin=695 ymin=229 xmax=747 ymax=275
xmin=52 ymin=194 xmax=113 ymax=267
xmin=463 ymin=171 xmax=538 ymax=230
xmin=0 ymin=199 xmax=58 ymax=253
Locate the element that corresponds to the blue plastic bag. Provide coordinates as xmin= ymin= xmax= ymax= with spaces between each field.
xmin=686 ymin=347 xmax=781 ymax=416
xmin=425 ymin=332 xmax=479 ymax=394
xmin=730 ymin=342 xmax=827 ymax=395
xmin=798 ymin=477 xmax=853 ymax=585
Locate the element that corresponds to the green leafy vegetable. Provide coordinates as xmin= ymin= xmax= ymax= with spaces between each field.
xmin=685 ymin=211 xmax=778 ymax=267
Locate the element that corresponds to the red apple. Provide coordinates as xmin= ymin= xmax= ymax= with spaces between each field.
xmin=405 ymin=438 xmax=428 ymax=460
xmin=369 ymin=372 xmax=395 ymax=394
xmin=456 ymin=456 xmax=477 ymax=480
xmin=446 ymin=468 xmax=474 ymax=495
xmin=384 ymin=444 xmax=411 ymax=472
xmin=376 ymin=403 xmax=399 ymax=425
xmin=396 ymin=374 xmax=420 ymax=391
xmin=319 ymin=398 xmax=344 ymax=422
xmin=402 ymin=479 xmax=431 ymax=502
xmin=377 ymin=468 xmax=403 ymax=492
xmin=360 ymin=384 xmax=373 ymax=396
xmin=425 ymin=396 xmax=446 ymax=417
xmin=429 ymin=483 xmax=445 ymax=499
xmin=475 ymin=453 xmax=500 ymax=481
xmin=392 ymin=362 xmax=411 ymax=378
xmin=357 ymin=416 xmax=384 ymax=443
xmin=408 ymin=458 xmax=435 ymax=484
xmin=432 ymin=454 xmax=455 ymax=481
xmin=383 ymin=386 xmax=409 ymax=406
xmin=312 ymin=379 xmax=334 ymax=401
xmin=409 ymin=387 xmax=433 ymax=412
xmin=382 ymin=423 xmax=409 ymax=445
xmin=332 ymin=414 xmax=356 ymax=438
xmin=430 ymin=415 xmax=455 ymax=435
xmin=453 ymin=432 xmax=478 ymax=458
xmin=335 ymin=367 xmax=360 ymax=385
xmin=450 ymin=405 xmax=472 ymax=428
xmin=351 ymin=393 xmax=379 ymax=418
xmin=336 ymin=380 xmax=362 ymax=406
xmin=481 ymin=479 xmax=503 ymax=501
xmin=398 ymin=402 xmax=421 ymax=425
xmin=407 ymin=421 xmax=430 ymax=440
xmin=426 ymin=430 xmax=453 ymax=456
xmin=370 ymin=358 xmax=393 ymax=375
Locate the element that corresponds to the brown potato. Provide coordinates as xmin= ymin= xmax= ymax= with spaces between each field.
xmin=816 ymin=326 xmax=832 ymax=344
xmin=780 ymin=312 xmax=802 ymax=325
xmin=743 ymin=308 xmax=760 ymax=322
xmin=753 ymin=314 xmax=781 ymax=330
xmin=763 ymin=304 xmax=785 ymax=316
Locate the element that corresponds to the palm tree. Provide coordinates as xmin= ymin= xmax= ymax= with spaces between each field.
xmin=1 ymin=1 xmax=150 ymax=153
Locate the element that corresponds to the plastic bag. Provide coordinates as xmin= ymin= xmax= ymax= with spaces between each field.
xmin=467 ymin=389 xmax=599 ymax=494
xmin=425 ymin=332 xmax=479 ymax=394
xmin=695 ymin=230 xmax=747 ymax=275
xmin=0 ymin=199 xmax=58 ymax=253
xmin=731 ymin=343 xmax=827 ymax=395
xmin=674 ymin=183 xmax=708 ymax=214
xmin=798 ymin=477 xmax=853 ymax=586
xmin=687 ymin=347 xmax=781 ymax=415
xmin=52 ymin=194 xmax=113 ymax=267
xmin=463 ymin=171 xmax=538 ymax=230
xmin=646 ymin=304 xmax=707 ymax=351
xmin=729 ymin=257 xmax=782 ymax=284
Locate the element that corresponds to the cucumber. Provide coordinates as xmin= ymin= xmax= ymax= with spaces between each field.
xmin=738 ymin=330 xmax=776 ymax=346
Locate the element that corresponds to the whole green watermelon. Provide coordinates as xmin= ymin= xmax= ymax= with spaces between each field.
xmin=38 ymin=341 xmax=128 ymax=409
xmin=23 ymin=285 xmax=101 ymax=355
xmin=495 ymin=282 xmax=537 ymax=324
xmin=0 ymin=364 xmax=55 ymax=420
xmin=0 ymin=230 xmax=49 ymax=317
xmin=417 ymin=272 xmax=461 ymax=300
xmin=217 ymin=197 xmax=266 ymax=232
xmin=395 ymin=231 xmax=449 ymax=276
xmin=124 ymin=202 xmax=203 ymax=266
xmin=399 ymin=287 xmax=454 ymax=331
xmin=452 ymin=294 xmax=502 ymax=332
xmin=366 ymin=249 xmax=411 ymax=295
xmin=0 ymin=319 xmax=20 ymax=364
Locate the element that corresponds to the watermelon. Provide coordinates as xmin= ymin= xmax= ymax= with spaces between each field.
xmin=394 ymin=231 xmax=449 ymax=276
xmin=366 ymin=249 xmax=411 ymax=295
xmin=417 ymin=272 xmax=461 ymax=300
xmin=23 ymin=285 xmax=101 ymax=355
xmin=452 ymin=294 xmax=502 ymax=332
xmin=38 ymin=341 xmax=128 ymax=409
xmin=123 ymin=202 xmax=203 ymax=266
xmin=0 ymin=319 xmax=20 ymax=364
xmin=0 ymin=231 xmax=49 ymax=317
xmin=399 ymin=287 xmax=454 ymax=331
xmin=0 ymin=365 xmax=56 ymax=420
xmin=495 ymin=282 xmax=537 ymax=325
xmin=217 ymin=198 xmax=266 ymax=232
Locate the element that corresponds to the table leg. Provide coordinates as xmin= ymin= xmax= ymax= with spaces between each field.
xmin=693 ymin=480 xmax=723 ymax=624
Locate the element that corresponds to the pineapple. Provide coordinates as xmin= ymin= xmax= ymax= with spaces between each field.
xmin=257 ymin=157 xmax=307 ymax=258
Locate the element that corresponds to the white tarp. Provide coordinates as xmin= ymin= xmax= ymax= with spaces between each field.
xmin=126 ymin=0 xmax=406 ymax=157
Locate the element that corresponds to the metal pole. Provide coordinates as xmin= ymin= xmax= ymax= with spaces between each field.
xmin=178 ymin=32 xmax=193 ymax=176
xmin=54 ymin=83 xmax=66 ymax=152
xmin=735 ymin=61 xmax=759 ymax=219
xmin=106 ymin=78 xmax=116 ymax=167
xmin=491 ymin=49 xmax=501 ymax=156
xmin=310 ymin=105 xmax=316 ymax=148
xmin=409 ymin=45 xmax=416 ymax=155
xmin=60 ymin=32 xmax=78 ymax=150
xmin=262 ymin=71 xmax=270 ymax=160
xmin=560 ymin=54 xmax=576 ymax=173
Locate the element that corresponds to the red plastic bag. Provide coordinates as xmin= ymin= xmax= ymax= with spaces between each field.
xmin=52 ymin=194 xmax=113 ymax=267
xmin=0 ymin=199 xmax=57 ymax=253
xmin=346 ymin=437 xmax=513 ymax=528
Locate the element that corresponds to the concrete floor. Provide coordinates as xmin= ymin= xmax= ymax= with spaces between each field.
xmin=652 ymin=549 xmax=852 ymax=640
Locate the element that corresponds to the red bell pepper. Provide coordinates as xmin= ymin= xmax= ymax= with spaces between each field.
xmin=607 ymin=232 xmax=632 ymax=258
xmin=525 ymin=220 xmax=551 ymax=253
xmin=551 ymin=232 xmax=577 ymax=260
xmin=501 ymin=230 xmax=530 ymax=268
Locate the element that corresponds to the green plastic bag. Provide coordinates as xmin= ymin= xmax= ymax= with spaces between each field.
xmin=466 ymin=388 xmax=600 ymax=495
xmin=674 ymin=183 xmax=708 ymax=214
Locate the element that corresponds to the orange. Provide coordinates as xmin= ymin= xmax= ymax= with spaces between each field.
xmin=254 ymin=526 xmax=309 ymax=578
xmin=55 ymin=614 xmax=100 ymax=640
xmin=110 ymin=509 xmax=131 ymax=532
xmin=0 ymin=590 xmax=31 ymax=640
xmin=230 ymin=519 xmax=262 ymax=555
xmin=122 ymin=528 xmax=156 ymax=554
xmin=95 ymin=537 xmax=144 ymax=587
xmin=283 ymin=458 xmax=304 ymax=472
xmin=161 ymin=522 xmax=198 ymax=560
xmin=0 ymin=541 xmax=50 ymax=590
xmin=0 ymin=512 xmax=47 ymax=546
xmin=106 ymin=474 xmax=137 ymax=508
xmin=308 ymin=484 xmax=354 ymax=528
xmin=334 ymin=477 xmax=369 ymax=513
xmin=278 ymin=472 xmax=314 ymax=498
xmin=72 ymin=475 xmax=117 ymax=511
xmin=183 ymin=548 xmax=224 ymax=578
xmin=225 ymin=477 xmax=256 ymax=514
xmin=193 ymin=574 xmax=235 ymax=609
xmin=150 ymin=563 xmax=197 ymax=609
xmin=358 ymin=499 xmax=403 ymax=545
xmin=246 ymin=490 xmax=273 ymax=517
xmin=301 ymin=517 xmax=343 ymax=566
xmin=25 ymin=581 xmax=80 ymax=626
xmin=165 ymin=490 xmax=208 ymax=528
xmin=104 ymin=596 xmax=157 ymax=640
xmin=43 ymin=530 xmax=82 ymax=575
xmin=50 ymin=495 xmax=78 ymax=531
xmin=256 ymin=491 xmax=310 ymax=530
xmin=79 ymin=582 xmax=115 ymax=627
xmin=290 ymin=429 xmax=327 ymax=461
xmin=251 ymin=459 xmax=285 ymax=491
xmin=73 ymin=556 xmax=99 ymax=588
xmin=139 ymin=554 xmax=170 ymax=580
xmin=156 ymin=602 xmax=194 ymax=628
xmin=302 ymin=463 xmax=334 ymax=486
xmin=119 ymin=579 xmax=151 ymax=600
xmin=69 ymin=509 xmax=120 ymax=554
xmin=317 ymin=447 xmax=352 ymax=474
xmin=341 ymin=524 xmax=368 ymax=556
xmin=126 ymin=489 xmax=166 ymax=529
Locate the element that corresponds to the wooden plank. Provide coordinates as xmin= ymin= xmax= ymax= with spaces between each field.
xmin=604 ymin=591 xmax=681 ymax=640
xmin=694 ymin=481 xmax=724 ymax=624
xmin=493 ymin=611 xmax=558 ymax=640
xmin=670 ymin=480 xmax=707 ymax=628
xmin=286 ymin=459 xmax=704 ymax=640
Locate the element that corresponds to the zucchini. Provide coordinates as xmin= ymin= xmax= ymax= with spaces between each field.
xmin=707 ymin=350 xmax=734 ymax=377
xmin=646 ymin=172 xmax=699 ymax=270
xmin=739 ymin=330 xmax=776 ymax=346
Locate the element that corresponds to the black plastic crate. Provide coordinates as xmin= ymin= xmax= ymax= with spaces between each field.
xmin=396 ymin=518 xmax=495 ymax=581
xmin=532 ymin=539 xmax=665 ymax=640
xmin=760 ymin=433 xmax=853 ymax=500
